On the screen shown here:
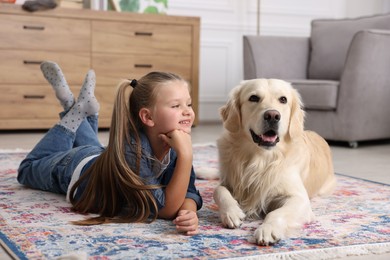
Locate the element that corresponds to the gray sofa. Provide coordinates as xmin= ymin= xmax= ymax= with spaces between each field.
xmin=243 ymin=13 xmax=390 ymax=147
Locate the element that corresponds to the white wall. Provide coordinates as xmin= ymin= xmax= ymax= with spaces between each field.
xmin=167 ymin=0 xmax=389 ymax=122
xmin=345 ymin=0 xmax=390 ymax=17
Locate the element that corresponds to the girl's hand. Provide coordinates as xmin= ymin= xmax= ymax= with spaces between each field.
xmin=159 ymin=129 xmax=192 ymax=158
xmin=173 ymin=210 xmax=199 ymax=236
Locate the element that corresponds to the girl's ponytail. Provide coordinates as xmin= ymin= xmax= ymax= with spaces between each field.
xmin=70 ymin=80 xmax=158 ymax=225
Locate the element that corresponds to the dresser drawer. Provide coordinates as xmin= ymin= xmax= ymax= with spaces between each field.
xmin=0 ymin=50 xmax=90 ymax=84
xmin=94 ymin=85 xmax=116 ymax=127
xmin=0 ymin=84 xmax=61 ymax=119
xmin=0 ymin=84 xmax=115 ymax=124
xmin=0 ymin=14 xmax=90 ymax=51
xmin=92 ymin=53 xmax=191 ymax=85
xmin=92 ymin=21 xmax=192 ymax=55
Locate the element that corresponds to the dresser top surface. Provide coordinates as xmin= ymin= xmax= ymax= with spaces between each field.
xmin=0 ymin=3 xmax=200 ymax=25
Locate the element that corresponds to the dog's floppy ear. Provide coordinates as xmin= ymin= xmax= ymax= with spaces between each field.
xmin=220 ymin=85 xmax=242 ymax=133
xmin=288 ymin=88 xmax=305 ymax=139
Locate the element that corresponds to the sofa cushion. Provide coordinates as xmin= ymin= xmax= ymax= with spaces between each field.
xmin=308 ymin=13 xmax=390 ymax=80
xmin=289 ymin=80 xmax=339 ymax=110
xmin=243 ymin=35 xmax=310 ymax=80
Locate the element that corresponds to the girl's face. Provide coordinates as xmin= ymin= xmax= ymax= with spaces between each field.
xmin=149 ymin=80 xmax=195 ymax=134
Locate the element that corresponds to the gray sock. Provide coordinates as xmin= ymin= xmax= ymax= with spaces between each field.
xmin=41 ymin=61 xmax=75 ymax=111
xmin=59 ymin=70 xmax=100 ymax=132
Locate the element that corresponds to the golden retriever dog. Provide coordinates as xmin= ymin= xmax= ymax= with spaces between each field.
xmin=213 ymin=79 xmax=336 ymax=246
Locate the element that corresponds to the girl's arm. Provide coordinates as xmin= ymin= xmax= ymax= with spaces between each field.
xmin=158 ymin=130 xmax=193 ymax=219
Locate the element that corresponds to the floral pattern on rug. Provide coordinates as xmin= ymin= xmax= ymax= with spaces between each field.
xmin=0 ymin=146 xmax=389 ymax=259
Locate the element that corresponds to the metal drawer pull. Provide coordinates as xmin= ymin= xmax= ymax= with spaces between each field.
xmin=23 ymin=25 xmax=45 ymax=30
xmin=134 ymin=64 xmax=153 ymax=68
xmin=23 ymin=60 xmax=43 ymax=65
xmin=135 ymin=32 xmax=153 ymax=36
xmin=23 ymin=95 xmax=45 ymax=99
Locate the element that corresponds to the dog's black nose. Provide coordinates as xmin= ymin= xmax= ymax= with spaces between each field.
xmin=264 ymin=110 xmax=280 ymax=123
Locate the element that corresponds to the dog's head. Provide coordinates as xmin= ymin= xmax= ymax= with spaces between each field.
xmin=220 ymin=79 xmax=304 ymax=148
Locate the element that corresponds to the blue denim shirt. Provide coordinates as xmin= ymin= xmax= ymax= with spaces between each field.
xmin=124 ymin=131 xmax=203 ymax=211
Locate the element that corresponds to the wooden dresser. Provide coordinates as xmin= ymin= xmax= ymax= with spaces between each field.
xmin=0 ymin=3 xmax=200 ymax=129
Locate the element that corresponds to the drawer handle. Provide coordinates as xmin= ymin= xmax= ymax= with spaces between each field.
xmin=134 ymin=64 xmax=153 ymax=68
xmin=24 ymin=95 xmax=45 ymax=99
xmin=23 ymin=60 xmax=43 ymax=65
xmin=135 ymin=32 xmax=153 ymax=36
xmin=23 ymin=25 xmax=45 ymax=31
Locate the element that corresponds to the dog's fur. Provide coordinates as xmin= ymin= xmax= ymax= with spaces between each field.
xmin=213 ymin=79 xmax=336 ymax=245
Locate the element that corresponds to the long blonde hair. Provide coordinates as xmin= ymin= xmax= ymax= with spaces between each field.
xmin=69 ymin=72 xmax=186 ymax=225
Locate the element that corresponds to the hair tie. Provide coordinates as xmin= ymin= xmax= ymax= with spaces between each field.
xmin=130 ymin=79 xmax=137 ymax=88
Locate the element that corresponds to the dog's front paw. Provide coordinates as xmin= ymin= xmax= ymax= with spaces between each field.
xmin=220 ymin=204 xmax=246 ymax=228
xmin=254 ymin=223 xmax=284 ymax=246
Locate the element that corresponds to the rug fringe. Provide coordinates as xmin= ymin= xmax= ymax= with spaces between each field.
xmin=235 ymin=242 xmax=390 ymax=259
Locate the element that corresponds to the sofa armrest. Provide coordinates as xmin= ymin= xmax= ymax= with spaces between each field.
xmin=243 ymin=35 xmax=310 ymax=80
xmin=337 ymin=29 xmax=390 ymax=137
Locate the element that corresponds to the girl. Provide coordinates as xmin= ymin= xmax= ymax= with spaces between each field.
xmin=17 ymin=61 xmax=202 ymax=235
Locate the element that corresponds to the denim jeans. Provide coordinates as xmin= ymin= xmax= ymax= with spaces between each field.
xmin=17 ymin=115 xmax=105 ymax=195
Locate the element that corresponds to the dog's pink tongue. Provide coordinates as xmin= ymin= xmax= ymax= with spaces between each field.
xmin=261 ymin=135 xmax=277 ymax=142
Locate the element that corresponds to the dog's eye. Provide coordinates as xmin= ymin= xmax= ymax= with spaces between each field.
xmin=279 ymin=96 xmax=287 ymax=104
xmin=249 ymin=95 xmax=260 ymax=103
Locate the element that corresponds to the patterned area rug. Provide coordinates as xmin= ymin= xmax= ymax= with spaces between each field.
xmin=0 ymin=145 xmax=389 ymax=260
